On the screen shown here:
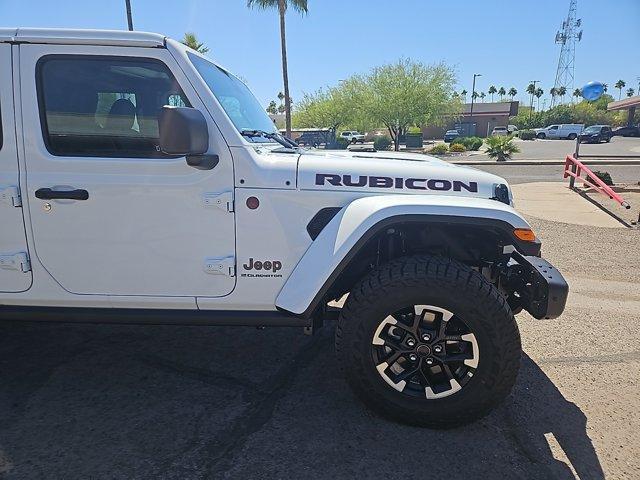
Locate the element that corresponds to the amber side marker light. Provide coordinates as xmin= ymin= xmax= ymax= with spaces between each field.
xmin=513 ymin=228 xmax=536 ymax=242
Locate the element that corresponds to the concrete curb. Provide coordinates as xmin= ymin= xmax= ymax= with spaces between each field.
xmin=449 ymin=159 xmax=640 ymax=166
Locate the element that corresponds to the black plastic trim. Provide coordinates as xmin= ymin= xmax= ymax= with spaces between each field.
xmin=291 ymin=214 xmax=542 ymax=319
xmin=0 ymin=307 xmax=310 ymax=327
xmin=511 ymin=252 xmax=569 ymax=320
xmin=306 ymin=207 xmax=342 ymax=240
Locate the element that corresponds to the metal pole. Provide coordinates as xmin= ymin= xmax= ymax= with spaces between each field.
xmin=125 ymin=0 xmax=134 ymax=31
xmin=528 ymin=80 xmax=539 ymax=122
xmin=469 ymin=73 xmax=481 ymax=136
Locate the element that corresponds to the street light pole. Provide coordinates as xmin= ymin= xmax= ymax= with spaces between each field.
xmin=469 ymin=73 xmax=481 ymax=136
xmin=528 ymin=80 xmax=539 ymax=122
xmin=125 ymin=0 xmax=134 ymax=31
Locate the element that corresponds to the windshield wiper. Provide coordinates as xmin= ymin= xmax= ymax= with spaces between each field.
xmin=241 ymin=129 xmax=298 ymax=149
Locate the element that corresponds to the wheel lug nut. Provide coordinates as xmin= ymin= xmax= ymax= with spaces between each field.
xmin=406 ymin=338 xmax=416 ymax=347
xmin=425 ymin=358 xmax=434 ymax=365
xmin=409 ymin=354 xmax=418 ymax=362
xmin=421 ymin=333 xmax=431 ymax=342
xmin=434 ymin=345 xmax=443 ymax=353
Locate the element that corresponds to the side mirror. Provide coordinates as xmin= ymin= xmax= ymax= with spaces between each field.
xmin=158 ymin=106 xmax=209 ymax=156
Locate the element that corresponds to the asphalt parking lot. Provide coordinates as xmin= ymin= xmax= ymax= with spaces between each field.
xmin=1 ymin=190 xmax=639 ymax=479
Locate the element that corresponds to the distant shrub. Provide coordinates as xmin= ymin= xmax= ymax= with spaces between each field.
xmin=374 ymin=136 xmax=392 ymax=151
xmin=586 ymin=171 xmax=613 ymax=186
xmin=449 ymin=143 xmax=466 ymax=152
xmin=428 ymin=143 xmax=449 ymax=155
xmin=331 ymin=137 xmax=349 ymax=150
xmin=407 ymin=126 xmax=422 ymax=134
xmin=451 ymin=136 xmax=483 ymax=151
xmin=518 ymin=129 xmax=536 ymax=140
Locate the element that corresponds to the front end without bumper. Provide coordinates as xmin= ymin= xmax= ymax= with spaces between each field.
xmin=502 ymin=251 xmax=569 ymax=320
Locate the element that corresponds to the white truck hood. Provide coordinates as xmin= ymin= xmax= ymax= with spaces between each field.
xmin=297 ymin=149 xmax=507 ymax=200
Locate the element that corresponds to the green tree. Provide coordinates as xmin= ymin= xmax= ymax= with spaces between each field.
xmin=488 ymin=85 xmax=497 ymax=102
xmin=550 ymin=87 xmax=558 ymax=102
xmin=558 ymin=86 xmax=567 ymax=103
xmin=345 ymin=59 xmax=459 ymax=151
xmin=182 ymin=33 xmax=209 ymax=53
xmin=508 ymin=87 xmax=517 ymax=99
xmin=614 ymin=79 xmax=626 ymax=99
xmin=627 ymin=88 xmax=635 ymax=97
xmin=293 ymin=86 xmax=352 ymax=133
xmin=266 ymin=100 xmax=278 ymax=114
xmin=485 ymin=135 xmax=520 ymax=162
xmin=526 ymin=83 xmax=536 ymax=96
xmin=247 ymin=0 xmax=308 ymax=138
xmin=573 ymin=88 xmax=582 ymax=102
xmin=471 ymin=91 xmax=479 ymax=101
xmin=480 ymin=92 xmax=486 ymax=102
xmin=460 ymin=89 xmax=468 ymax=101
xmin=602 ymin=83 xmax=608 ymax=93
xmin=498 ymin=86 xmax=506 ymax=100
xmin=534 ymin=87 xmax=544 ymax=110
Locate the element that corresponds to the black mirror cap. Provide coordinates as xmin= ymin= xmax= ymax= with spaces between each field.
xmin=158 ymin=106 xmax=209 ymax=156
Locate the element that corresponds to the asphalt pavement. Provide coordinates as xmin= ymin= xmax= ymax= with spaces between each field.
xmin=1 ymin=192 xmax=639 ymax=479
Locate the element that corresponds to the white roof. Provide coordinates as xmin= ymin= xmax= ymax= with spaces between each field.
xmin=0 ymin=28 xmax=166 ymax=47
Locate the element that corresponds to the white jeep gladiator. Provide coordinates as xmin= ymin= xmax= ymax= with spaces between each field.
xmin=0 ymin=28 xmax=568 ymax=428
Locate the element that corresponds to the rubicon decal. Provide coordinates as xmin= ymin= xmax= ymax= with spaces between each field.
xmin=315 ymin=174 xmax=478 ymax=193
xmin=241 ymin=258 xmax=283 ymax=278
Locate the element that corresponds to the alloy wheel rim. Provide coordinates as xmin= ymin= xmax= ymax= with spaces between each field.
xmin=371 ymin=305 xmax=479 ymax=399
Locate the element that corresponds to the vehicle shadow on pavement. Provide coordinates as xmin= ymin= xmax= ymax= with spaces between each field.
xmin=0 ymin=321 xmax=604 ymax=479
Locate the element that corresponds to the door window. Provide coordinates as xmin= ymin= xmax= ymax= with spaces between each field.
xmin=37 ymin=56 xmax=190 ymax=158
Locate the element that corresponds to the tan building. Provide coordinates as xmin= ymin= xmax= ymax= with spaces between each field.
xmin=423 ymin=101 xmax=519 ymax=139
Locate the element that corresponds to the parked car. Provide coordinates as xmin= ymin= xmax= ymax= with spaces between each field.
xmin=612 ymin=125 xmax=640 ymax=137
xmin=578 ymin=125 xmax=612 ymax=143
xmin=443 ymin=129 xmax=460 ymax=142
xmin=296 ymin=131 xmax=325 ymax=147
xmin=339 ymin=131 xmax=365 ymax=144
xmin=534 ymin=124 xmax=584 ymax=140
xmin=491 ymin=126 xmax=508 ymax=136
xmin=508 ymin=125 xmax=518 ymax=134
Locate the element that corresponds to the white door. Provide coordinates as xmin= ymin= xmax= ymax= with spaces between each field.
xmin=0 ymin=44 xmax=32 ymax=293
xmin=547 ymin=125 xmax=560 ymax=138
xmin=19 ymin=44 xmax=236 ymax=297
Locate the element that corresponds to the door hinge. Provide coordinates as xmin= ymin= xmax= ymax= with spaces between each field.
xmin=203 ymin=191 xmax=234 ymax=212
xmin=0 ymin=252 xmax=31 ymax=273
xmin=0 ymin=186 xmax=22 ymax=207
xmin=204 ymin=256 xmax=236 ymax=277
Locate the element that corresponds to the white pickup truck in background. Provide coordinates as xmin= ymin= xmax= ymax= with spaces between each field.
xmin=534 ymin=124 xmax=584 ymax=140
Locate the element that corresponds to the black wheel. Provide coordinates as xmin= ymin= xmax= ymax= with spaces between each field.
xmin=537 ymin=132 xmax=546 ymax=139
xmin=568 ymin=133 xmax=577 ymax=140
xmin=335 ymin=255 xmax=521 ymax=428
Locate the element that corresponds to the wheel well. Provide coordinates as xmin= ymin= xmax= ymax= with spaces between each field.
xmin=322 ymin=220 xmax=512 ymax=306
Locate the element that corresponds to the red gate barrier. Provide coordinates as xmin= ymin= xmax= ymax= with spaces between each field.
xmin=563 ymin=155 xmax=631 ymax=209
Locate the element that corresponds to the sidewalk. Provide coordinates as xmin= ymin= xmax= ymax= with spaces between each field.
xmin=511 ymin=182 xmax=626 ymax=228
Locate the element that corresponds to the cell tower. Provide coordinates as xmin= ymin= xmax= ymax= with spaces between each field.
xmin=552 ymin=0 xmax=582 ymax=106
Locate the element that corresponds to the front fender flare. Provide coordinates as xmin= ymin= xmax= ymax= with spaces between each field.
xmin=275 ymin=195 xmax=535 ymax=317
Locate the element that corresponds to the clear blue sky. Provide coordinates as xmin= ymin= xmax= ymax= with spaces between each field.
xmin=1 ymin=0 xmax=638 ymax=106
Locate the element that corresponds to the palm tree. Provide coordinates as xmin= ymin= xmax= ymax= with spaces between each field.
xmin=615 ymin=80 xmax=626 ymax=100
xmin=558 ymin=86 xmax=567 ymax=103
xmin=498 ymin=87 xmax=506 ymax=100
xmin=534 ymin=87 xmax=543 ymax=110
xmin=488 ymin=85 xmax=497 ymax=102
xmin=485 ymin=135 xmax=520 ymax=162
xmin=508 ymin=87 xmax=517 ymax=99
xmin=480 ymin=92 xmax=486 ymax=102
xmin=460 ymin=89 xmax=468 ymax=101
xmin=247 ymin=0 xmax=308 ymax=137
xmin=526 ymin=83 xmax=536 ymax=96
xmin=573 ymin=88 xmax=582 ymax=102
xmin=471 ymin=91 xmax=479 ymax=101
xmin=602 ymin=83 xmax=608 ymax=93
xmin=627 ymin=88 xmax=635 ymax=97
xmin=550 ymin=87 xmax=558 ymax=103
xmin=182 ymin=33 xmax=209 ymax=53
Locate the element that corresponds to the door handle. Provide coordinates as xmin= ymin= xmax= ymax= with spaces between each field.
xmin=35 ymin=188 xmax=89 ymax=201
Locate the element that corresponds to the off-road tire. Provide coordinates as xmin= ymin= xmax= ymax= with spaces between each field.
xmin=537 ymin=132 xmax=546 ymax=139
xmin=335 ymin=255 xmax=521 ymax=428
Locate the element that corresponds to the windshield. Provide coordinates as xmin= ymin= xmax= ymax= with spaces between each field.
xmin=188 ymin=52 xmax=277 ymax=142
xmin=584 ymin=126 xmax=600 ymax=133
